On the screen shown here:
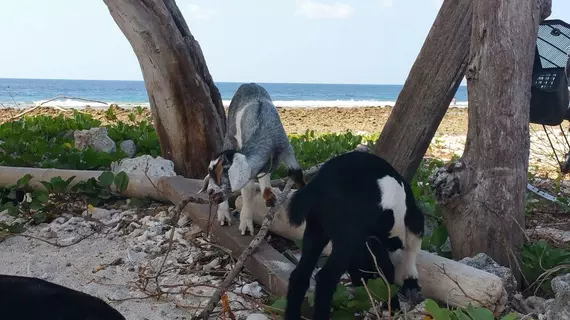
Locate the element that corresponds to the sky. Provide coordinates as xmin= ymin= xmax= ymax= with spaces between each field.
xmin=0 ymin=0 xmax=569 ymax=85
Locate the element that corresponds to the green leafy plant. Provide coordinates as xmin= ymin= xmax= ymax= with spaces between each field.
xmin=424 ymin=299 xmax=518 ymax=320
xmin=72 ymin=171 xmax=130 ymax=206
xmin=521 ymin=239 xmax=570 ymax=296
xmin=0 ymin=171 xmax=130 ymax=234
xmin=266 ymin=278 xmax=398 ymax=320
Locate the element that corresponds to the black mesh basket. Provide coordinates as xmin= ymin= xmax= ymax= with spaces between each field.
xmin=530 ymin=19 xmax=570 ymax=126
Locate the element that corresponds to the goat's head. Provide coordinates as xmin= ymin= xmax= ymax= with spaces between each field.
xmin=198 ymin=149 xmax=252 ymax=204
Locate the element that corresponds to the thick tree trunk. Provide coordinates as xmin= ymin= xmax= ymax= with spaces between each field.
xmin=373 ymin=0 xmax=472 ymax=182
xmin=430 ymin=0 xmax=551 ymax=284
xmin=103 ymin=0 xmax=226 ymax=179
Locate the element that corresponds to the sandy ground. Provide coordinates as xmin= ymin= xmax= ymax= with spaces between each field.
xmin=0 ymin=201 xmax=266 ymax=320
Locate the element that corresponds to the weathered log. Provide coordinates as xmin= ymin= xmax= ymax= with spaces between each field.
xmin=102 ymin=0 xmax=226 ymax=179
xmin=430 ymin=0 xmax=552 ymax=284
xmin=0 ymin=166 xmax=170 ymax=202
xmin=235 ymin=190 xmax=508 ymax=313
xmin=373 ymin=0 xmax=473 ymax=182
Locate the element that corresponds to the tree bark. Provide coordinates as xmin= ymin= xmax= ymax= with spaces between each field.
xmin=430 ymin=0 xmax=551 ymax=284
xmin=373 ymin=0 xmax=473 ymax=182
xmin=103 ymin=0 xmax=226 ymax=179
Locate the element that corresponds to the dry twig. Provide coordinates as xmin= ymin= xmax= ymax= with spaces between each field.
xmin=194 ymin=179 xmax=295 ymax=320
xmin=365 ymin=240 xmax=392 ymax=320
xmin=14 ymin=231 xmax=96 ymax=247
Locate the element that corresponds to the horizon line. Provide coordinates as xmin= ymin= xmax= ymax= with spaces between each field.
xmin=0 ymin=77 xmax=469 ymax=87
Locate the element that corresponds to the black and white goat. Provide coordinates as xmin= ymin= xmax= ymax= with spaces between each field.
xmin=0 ymin=274 xmax=125 ymax=320
xmin=284 ymin=151 xmax=425 ymax=320
xmin=199 ymin=83 xmax=305 ymax=236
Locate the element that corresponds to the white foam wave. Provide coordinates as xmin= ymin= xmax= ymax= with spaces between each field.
xmin=0 ymin=99 xmax=468 ymax=109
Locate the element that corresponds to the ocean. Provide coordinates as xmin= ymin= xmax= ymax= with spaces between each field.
xmin=0 ymin=78 xmax=469 ymax=109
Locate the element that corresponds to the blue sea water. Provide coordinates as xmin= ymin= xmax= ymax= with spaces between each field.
xmin=0 ymin=78 xmax=469 ymax=108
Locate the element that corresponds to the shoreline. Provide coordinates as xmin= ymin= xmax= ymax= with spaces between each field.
xmin=0 ymin=100 xmax=469 ymax=109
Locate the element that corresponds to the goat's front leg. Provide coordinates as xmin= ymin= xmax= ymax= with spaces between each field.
xmin=258 ymin=174 xmax=276 ymax=207
xmin=239 ymin=180 xmax=256 ymax=236
xmin=398 ymin=230 xmax=423 ymax=304
xmin=217 ymin=200 xmax=232 ymax=226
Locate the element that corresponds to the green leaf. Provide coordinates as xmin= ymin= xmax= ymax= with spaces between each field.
xmin=348 ymin=287 xmax=372 ymax=312
xmin=366 ymin=277 xmax=391 ymax=302
xmin=332 ymin=284 xmax=350 ymax=308
xmin=500 ymin=312 xmax=519 ymax=320
xmin=430 ymin=224 xmax=449 ymax=247
xmin=267 ymin=297 xmax=287 ymax=314
xmin=16 ymin=174 xmax=33 ymax=189
xmin=6 ymin=204 xmax=21 ymax=217
xmin=98 ymin=171 xmax=114 ymax=187
xmin=425 ymin=299 xmax=451 ymax=320
xmin=50 ymin=176 xmax=68 ymax=193
xmin=33 ymin=190 xmax=50 ymax=204
xmin=465 ymin=304 xmax=495 ymax=320
xmin=113 ymin=171 xmax=129 ymax=192
xmin=40 ymin=181 xmax=53 ymax=193
xmin=452 ymin=309 xmax=473 ymax=320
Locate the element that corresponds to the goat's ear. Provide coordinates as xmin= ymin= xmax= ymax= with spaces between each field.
xmin=197 ymin=174 xmax=210 ymax=194
xmin=228 ymin=153 xmax=251 ymax=192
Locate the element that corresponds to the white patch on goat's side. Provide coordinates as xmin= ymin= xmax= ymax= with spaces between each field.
xmin=228 ymin=153 xmax=252 ymax=192
xmin=234 ymin=103 xmax=253 ymax=148
xmin=377 ymin=176 xmax=407 ymax=241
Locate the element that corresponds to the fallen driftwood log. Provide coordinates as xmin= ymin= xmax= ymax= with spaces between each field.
xmin=0 ymin=166 xmax=170 ymax=202
xmin=236 ymin=188 xmax=509 ymax=314
xmin=527 ymin=226 xmax=570 ymax=244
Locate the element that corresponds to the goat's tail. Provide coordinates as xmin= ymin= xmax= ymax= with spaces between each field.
xmin=287 ymin=184 xmax=315 ymax=227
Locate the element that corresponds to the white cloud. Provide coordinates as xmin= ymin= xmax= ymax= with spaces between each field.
xmin=295 ymin=0 xmax=354 ymax=19
xmin=379 ymin=0 xmax=393 ymax=8
xmin=185 ymin=4 xmax=217 ymax=21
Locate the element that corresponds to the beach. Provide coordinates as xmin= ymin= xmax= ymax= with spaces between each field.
xmin=0 ymin=105 xmax=469 ymax=136
xmin=0 ymin=105 xmax=567 ymax=178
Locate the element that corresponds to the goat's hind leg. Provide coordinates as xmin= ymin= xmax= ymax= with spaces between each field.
xmin=285 ymin=222 xmax=328 ymax=320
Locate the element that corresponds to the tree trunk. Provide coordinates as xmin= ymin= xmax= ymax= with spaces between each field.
xmin=103 ymin=0 xmax=226 ymax=179
xmin=373 ymin=0 xmax=473 ymax=182
xmin=430 ymin=0 xmax=551 ymax=284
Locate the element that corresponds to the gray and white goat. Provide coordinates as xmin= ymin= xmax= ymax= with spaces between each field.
xmin=199 ymin=83 xmax=306 ymax=235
